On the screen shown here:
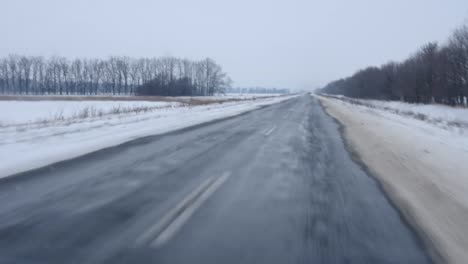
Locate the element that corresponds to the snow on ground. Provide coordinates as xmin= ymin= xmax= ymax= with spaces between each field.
xmin=0 ymin=95 xmax=296 ymax=179
xmin=325 ymin=94 xmax=468 ymax=132
xmin=223 ymin=93 xmax=283 ymax=98
xmin=0 ymin=101 xmax=180 ymax=126
xmin=202 ymin=93 xmax=284 ymax=100
xmin=363 ymin=99 xmax=468 ymax=127
xmin=318 ymin=95 xmax=468 ymax=264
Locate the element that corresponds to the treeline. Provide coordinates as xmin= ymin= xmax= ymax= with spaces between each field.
xmin=321 ymin=23 xmax=468 ymax=106
xmin=0 ymin=56 xmax=231 ymax=96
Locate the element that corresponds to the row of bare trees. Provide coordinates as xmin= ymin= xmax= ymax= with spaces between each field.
xmin=0 ymin=56 xmax=231 ymax=96
xmin=321 ymin=23 xmax=468 ymax=106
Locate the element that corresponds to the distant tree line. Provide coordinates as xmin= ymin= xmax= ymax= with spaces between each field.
xmin=226 ymin=87 xmax=290 ymax=94
xmin=0 ymin=56 xmax=231 ymax=96
xmin=321 ymin=23 xmax=468 ymax=106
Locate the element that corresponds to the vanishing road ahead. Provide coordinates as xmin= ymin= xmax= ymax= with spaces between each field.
xmin=0 ymin=95 xmax=432 ymax=264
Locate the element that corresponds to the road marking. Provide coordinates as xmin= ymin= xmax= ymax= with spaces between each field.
xmin=135 ymin=172 xmax=231 ymax=247
xmin=135 ymin=176 xmax=216 ymax=246
xmin=151 ymin=172 xmax=230 ymax=247
xmin=263 ymin=125 xmax=276 ymax=136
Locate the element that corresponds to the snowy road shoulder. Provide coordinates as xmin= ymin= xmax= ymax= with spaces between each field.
xmin=0 ymin=95 xmax=297 ymax=179
xmin=322 ymin=94 xmax=468 ymax=132
xmin=317 ymin=95 xmax=468 ymax=264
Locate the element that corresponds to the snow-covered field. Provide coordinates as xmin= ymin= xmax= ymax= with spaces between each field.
xmin=0 ymin=93 xmax=289 ymax=127
xmin=0 ymin=95 xmax=296 ymax=179
xmin=0 ymin=101 xmax=181 ymax=126
xmin=222 ymin=93 xmax=284 ymax=99
xmin=318 ymin=95 xmax=468 ymax=264
xmin=197 ymin=93 xmax=284 ymax=101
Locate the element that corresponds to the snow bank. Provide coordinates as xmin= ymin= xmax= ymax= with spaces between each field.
xmin=318 ymin=95 xmax=468 ymax=264
xmin=0 ymin=95 xmax=296 ymax=179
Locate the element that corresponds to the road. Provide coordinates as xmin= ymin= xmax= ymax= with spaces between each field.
xmin=0 ymin=95 xmax=431 ymax=264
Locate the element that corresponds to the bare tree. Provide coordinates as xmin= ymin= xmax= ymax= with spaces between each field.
xmin=322 ymin=22 xmax=468 ymax=107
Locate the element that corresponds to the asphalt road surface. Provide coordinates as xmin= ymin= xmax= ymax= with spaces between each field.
xmin=0 ymin=95 xmax=432 ymax=264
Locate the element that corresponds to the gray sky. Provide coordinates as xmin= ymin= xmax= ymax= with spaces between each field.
xmin=2 ymin=0 xmax=468 ymax=90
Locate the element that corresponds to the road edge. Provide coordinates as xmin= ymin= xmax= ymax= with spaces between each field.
xmin=315 ymin=95 xmax=443 ymax=264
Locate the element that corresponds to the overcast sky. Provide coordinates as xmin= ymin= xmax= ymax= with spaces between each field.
xmin=2 ymin=0 xmax=468 ymax=90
